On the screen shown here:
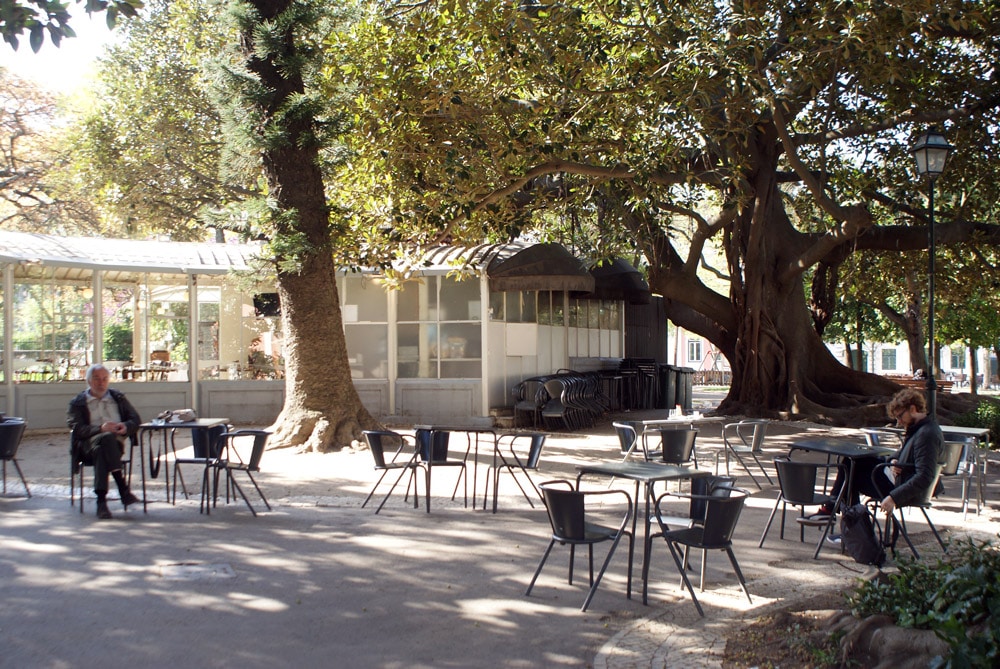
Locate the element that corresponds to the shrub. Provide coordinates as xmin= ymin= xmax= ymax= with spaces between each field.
xmin=954 ymin=398 xmax=1000 ymax=447
xmin=103 ymin=323 xmax=133 ymax=361
xmin=849 ymin=538 xmax=1000 ymax=669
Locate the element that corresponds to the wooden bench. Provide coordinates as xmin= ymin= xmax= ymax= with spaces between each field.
xmin=886 ymin=376 xmax=954 ymax=393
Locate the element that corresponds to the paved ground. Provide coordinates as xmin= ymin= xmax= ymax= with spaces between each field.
xmin=2 ymin=405 xmax=998 ymax=668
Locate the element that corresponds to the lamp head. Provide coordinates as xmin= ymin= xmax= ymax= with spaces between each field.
xmin=911 ymin=127 xmax=954 ymax=179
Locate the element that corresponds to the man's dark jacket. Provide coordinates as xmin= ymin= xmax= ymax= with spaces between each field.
xmin=889 ymin=416 xmax=944 ymax=507
xmin=67 ymin=389 xmax=141 ymax=460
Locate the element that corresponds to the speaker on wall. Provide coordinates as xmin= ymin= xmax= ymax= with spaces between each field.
xmin=253 ymin=293 xmax=281 ymax=317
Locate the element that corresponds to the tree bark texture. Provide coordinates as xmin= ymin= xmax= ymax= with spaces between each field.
xmin=648 ymin=138 xmax=920 ymax=426
xmin=243 ymin=0 xmax=376 ymax=450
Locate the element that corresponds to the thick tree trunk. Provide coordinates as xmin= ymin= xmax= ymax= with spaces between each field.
xmin=243 ymin=0 xmax=376 ymax=451
xmin=968 ymin=344 xmax=979 ymax=396
xmin=653 ymin=143 xmax=902 ymax=426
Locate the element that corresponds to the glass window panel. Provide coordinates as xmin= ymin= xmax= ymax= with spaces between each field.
xmin=538 ymin=291 xmax=552 ymax=325
xmin=102 ymin=287 xmax=135 ymax=365
xmin=551 ymin=293 xmax=565 ymax=326
xmin=397 ymin=277 xmax=438 ymax=322
xmin=505 ymin=292 xmax=522 ymax=323
xmin=346 ymin=324 xmax=389 ymax=378
xmin=440 ymin=277 xmax=479 ymax=321
xmin=197 ymin=297 xmax=220 ymax=363
xmin=148 ymin=289 xmax=189 ymax=365
xmin=397 ymin=322 xmax=435 ymax=378
xmin=238 ymin=294 xmax=284 ymax=380
xmin=489 ymin=291 xmax=505 ymax=321
xmin=520 ymin=291 xmax=537 ymax=323
xmin=440 ymin=323 xmax=481 ymax=359
xmin=588 ymin=301 xmax=600 ymax=328
xmin=13 ymin=271 xmax=93 ymax=381
xmin=345 ymin=275 xmax=388 ymax=322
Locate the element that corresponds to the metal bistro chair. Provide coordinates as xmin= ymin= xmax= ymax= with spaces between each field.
xmin=656 ymin=428 xmax=699 ymax=467
xmin=70 ymin=432 xmax=135 ymax=513
xmin=414 ymin=428 xmax=467 ymax=513
xmin=940 ymin=438 xmax=977 ymax=519
xmin=645 ymin=475 xmax=736 ymax=603
xmin=871 ymin=459 xmax=947 ymax=559
xmin=718 ymin=419 xmax=773 ymax=489
xmin=488 ymin=432 xmax=546 ymax=513
xmin=612 ymin=421 xmax=641 ymax=461
xmin=525 ymin=480 xmax=634 ymax=612
xmin=653 ymin=487 xmax=753 ymax=617
xmin=512 ymin=379 xmax=546 ymax=428
xmin=361 ymin=430 xmax=423 ymax=514
xmin=172 ymin=423 xmax=229 ymax=510
xmin=759 ymin=456 xmax=843 ymax=558
xmin=0 ymin=418 xmax=30 ymax=497
xmin=208 ymin=430 xmax=272 ymax=516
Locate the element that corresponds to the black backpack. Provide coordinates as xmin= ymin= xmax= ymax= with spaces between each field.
xmin=840 ymin=504 xmax=886 ymax=567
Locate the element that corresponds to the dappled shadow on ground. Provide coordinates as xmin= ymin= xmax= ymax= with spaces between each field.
xmin=4 ymin=413 xmax=998 ymax=667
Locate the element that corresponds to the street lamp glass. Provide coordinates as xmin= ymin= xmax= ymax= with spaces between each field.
xmin=911 ymin=128 xmax=954 ymax=178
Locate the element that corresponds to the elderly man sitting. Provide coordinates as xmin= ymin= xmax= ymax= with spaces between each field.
xmin=67 ymin=364 xmax=142 ymax=519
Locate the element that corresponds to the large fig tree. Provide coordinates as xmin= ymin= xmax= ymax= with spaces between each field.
xmin=348 ymin=0 xmax=1000 ymax=423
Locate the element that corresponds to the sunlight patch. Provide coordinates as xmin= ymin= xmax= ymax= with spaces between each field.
xmin=159 ymin=563 xmax=236 ymax=580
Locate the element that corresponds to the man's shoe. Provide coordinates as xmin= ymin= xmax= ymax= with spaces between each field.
xmin=121 ymin=492 xmax=141 ymax=510
xmin=96 ymin=502 xmax=113 ymax=520
xmin=825 ymin=533 xmax=842 ymax=546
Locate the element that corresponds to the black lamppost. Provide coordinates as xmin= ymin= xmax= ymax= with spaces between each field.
xmin=910 ymin=127 xmax=954 ymax=418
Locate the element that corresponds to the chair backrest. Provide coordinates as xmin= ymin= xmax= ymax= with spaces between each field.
xmin=914 ymin=462 xmax=946 ymax=507
xmin=192 ymin=424 xmax=228 ymax=459
xmin=773 ymin=456 xmax=828 ymax=506
xmin=150 ymin=350 xmax=171 ymax=363
xmin=542 ymin=378 xmax=567 ymax=405
xmin=863 ymin=428 xmax=904 ymax=450
xmin=612 ymin=422 xmax=638 ymax=454
xmin=415 ymin=428 xmax=451 ymax=463
xmin=363 ymin=430 xmax=407 ymax=469
xmin=688 ymin=474 xmax=737 ymax=522
xmin=744 ymin=420 xmax=768 ymax=452
xmin=514 ymin=379 xmax=545 ymax=405
xmin=699 ymin=489 xmax=749 ymax=546
xmin=0 ymin=419 xmax=27 ymax=460
xmin=224 ymin=429 xmax=270 ymax=471
xmin=540 ymin=481 xmax=586 ymax=540
xmin=658 ymin=428 xmax=697 ymax=465
xmin=520 ymin=433 xmax=546 ymax=469
xmin=940 ymin=440 xmax=969 ymax=477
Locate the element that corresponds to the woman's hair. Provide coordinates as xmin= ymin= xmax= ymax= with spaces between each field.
xmin=887 ymin=387 xmax=928 ymax=416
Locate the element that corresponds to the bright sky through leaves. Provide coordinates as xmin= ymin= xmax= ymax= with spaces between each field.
xmin=1 ymin=7 xmax=117 ymax=94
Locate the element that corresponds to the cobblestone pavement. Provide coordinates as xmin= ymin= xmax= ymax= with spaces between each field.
xmin=3 ymin=411 xmax=998 ymax=668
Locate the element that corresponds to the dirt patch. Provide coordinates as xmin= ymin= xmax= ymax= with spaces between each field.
xmin=722 ymin=590 xmax=848 ymax=669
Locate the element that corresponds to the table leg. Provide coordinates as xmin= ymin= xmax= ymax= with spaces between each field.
xmin=139 ymin=431 xmax=149 ymax=512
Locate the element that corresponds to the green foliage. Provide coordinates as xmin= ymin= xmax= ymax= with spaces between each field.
xmin=102 ymin=322 xmax=132 ymax=361
xmin=0 ymin=0 xmax=142 ymax=52
xmin=849 ymin=538 xmax=1000 ymax=669
xmin=786 ymin=622 xmax=844 ymax=668
xmin=955 ymin=398 xmax=1000 ymax=447
xmin=65 ymin=0 xmax=237 ymax=240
